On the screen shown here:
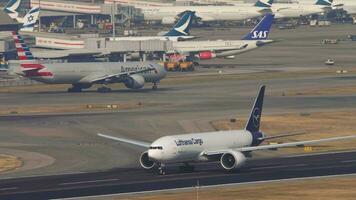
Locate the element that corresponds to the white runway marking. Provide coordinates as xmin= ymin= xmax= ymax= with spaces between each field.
xmin=341 ymin=159 xmax=356 ymax=163
xmin=0 ymin=187 xmax=17 ymax=191
xmin=59 ymin=178 xmax=120 ymax=186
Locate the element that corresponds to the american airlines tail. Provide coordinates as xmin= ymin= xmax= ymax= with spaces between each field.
xmin=242 ymin=14 xmax=274 ymax=41
xmin=315 ymin=0 xmax=333 ymax=6
xmin=254 ymin=0 xmax=274 ymax=8
xmin=163 ymin=11 xmax=195 ymax=37
xmin=245 ymin=85 xmax=265 ymax=133
xmin=3 ymin=0 xmax=21 ymax=19
xmin=11 ymin=32 xmax=45 ymax=73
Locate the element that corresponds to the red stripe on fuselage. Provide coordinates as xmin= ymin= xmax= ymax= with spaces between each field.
xmin=25 ymin=71 xmax=53 ymax=77
xmin=20 ymin=63 xmax=45 ymax=68
xmin=19 ymin=56 xmax=30 ymax=60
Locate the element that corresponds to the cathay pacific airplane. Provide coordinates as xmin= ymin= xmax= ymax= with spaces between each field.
xmin=9 ymin=32 xmax=166 ymax=92
xmin=3 ymin=0 xmax=40 ymax=32
xmin=110 ymin=11 xmax=196 ymax=42
xmin=99 ymin=85 xmax=356 ymax=174
xmin=333 ymin=0 xmax=356 ymax=15
xmin=138 ymin=0 xmax=274 ymax=24
xmin=271 ymin=0 xmax=333 ymax=19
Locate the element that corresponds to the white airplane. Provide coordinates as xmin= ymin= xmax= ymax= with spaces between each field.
xmin=99 ymin=85 xmax=356 ymax=174
xmin=332 ymin=0 xmax=356 ymax=14
xmin=110 ymin=11 xmax=196 ymax=42
xmin=271 ymin=0 xmax=333 ymax=19
xmin=3 ymin=0 xmax=40 ymax=32
xmin=137 ymin=0 xmax=274 ymax=24
xmin=171 ymin=14 xmax=275 ymax=61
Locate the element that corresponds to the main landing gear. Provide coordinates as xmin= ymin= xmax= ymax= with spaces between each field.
xmin=152 ymin=82 xmax=158 ymax=90
xmin=179 ymin=163 xmax=195 ymax=173
xmin=158 ymin=164 xmax=166 ymax=175
xmin=67 ymin=84 xmax=82 ymax=93
xmin=97 ymin=85 xmax=112 ymax=93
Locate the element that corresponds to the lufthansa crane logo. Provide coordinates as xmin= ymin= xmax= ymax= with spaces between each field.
xmin=252 ymin=107 xmax=261 ymax=128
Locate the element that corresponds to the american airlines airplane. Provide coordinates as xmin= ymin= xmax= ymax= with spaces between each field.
xmin=333 ymin=0 xmax=356 ymax=14
xmin=99 ymin=85 xmax=356 ymax=174
xmin=271 ymin=0 xmax=333 ymax=19
xmin=9 ymin=32 xmax=167 ymax=92
xmin=173 ymin=14 xmax=275 ymax=61
xmin=3 ymin=0 xmax=40 ymax=32
xmin=110 ymin=11 xmax=196 ymax=42
xmin=137 ymin=0 xmax=274 ymax=24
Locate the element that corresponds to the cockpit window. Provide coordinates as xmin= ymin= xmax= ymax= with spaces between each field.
xmin=149 ymin=146 xmax=163 ymax=150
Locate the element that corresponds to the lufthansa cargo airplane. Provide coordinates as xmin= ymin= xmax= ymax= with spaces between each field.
xmin=99 ymin=85 xmax=355 ymax=174
xmin=9 ymin=32 xmax=167 ymax=92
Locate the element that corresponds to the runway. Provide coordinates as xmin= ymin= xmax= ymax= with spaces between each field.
xmin=0 ymin=151 xmax=356 ymax=200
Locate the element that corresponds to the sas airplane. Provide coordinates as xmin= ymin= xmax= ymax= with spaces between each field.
xmin=171 ymin=14 xmax=275 ymax=61
xmin=99 ymin=85 xmax=356 ymax=175
xmin=4 ymin=0 xmax=40 ymax=32
xmin=271 ymin=0 xmax=333 ymax=19
xmin=9 ymin=32 xmax=167 ymax=93
xmin=110 ymin=11 xmax=196 ymax=42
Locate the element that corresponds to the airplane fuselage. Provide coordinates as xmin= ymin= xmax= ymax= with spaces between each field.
xmin=148 ymin=130 xmax=262 ymax=164
xmin=10 ymin=61 xmax=166 ymax=85
xmin=272 ymin=4 xmax=328 ymax=18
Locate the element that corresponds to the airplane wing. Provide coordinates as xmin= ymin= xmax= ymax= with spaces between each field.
xmin=98 ymin=133 xmax=151 ymax=148
xmin=203 ymin=135 xmax=356 ymax=155
xmin=258 ymin=130 xmax=307 ymax=141
xmin=88 ymin=66 xmax=156 ymax=84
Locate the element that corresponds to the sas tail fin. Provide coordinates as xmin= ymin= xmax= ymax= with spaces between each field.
xmin=20 ymin=7 xmax=40 ymax=32
xmin=245 ymin=85 xmax=265 ymax=133
xmin=254 ymin=0 xmax=273 ymax=8
xmin=315 ymin=0 xmax=333 ymax=6
xmin=164 ymin=10 xmax=195 ymax=37
xmin=3 ymin=0 xmax=22 ymax=19
xmin=242 ymin=14 xmax=274 ymax=40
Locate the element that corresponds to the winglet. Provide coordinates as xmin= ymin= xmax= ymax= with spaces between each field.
xmin=164 ymin=10 xmax=195 ymax=37
xmin=254 ymin=0 xmax=273 ymax=8
xmin=315 ymin=0 xmax=333 ymax=6
xmin=242 ymin=14 xmax=274 ymax=40
xmin=245 ymin=85 xmax=265 ymax=132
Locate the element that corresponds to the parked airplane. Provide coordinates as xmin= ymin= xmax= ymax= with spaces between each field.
xmin=99 ymin=85 xmax=356 ymax=174
xmin=9 ymin=32 xmax=167 ymax=92
xmin=171 ymin=14 xmax=275 ymax=61
xmin=271 ymin=0 xmax=333 ymax=19
xmin=333 ymin=0 xmax=356 ymax=14
xmin=110 ymin=11 xmax=196 ymax=42
xmin=3 ymin=0 xmax=40 ymax=32
xmin=137 ymin=0 xmax=274 ymax=24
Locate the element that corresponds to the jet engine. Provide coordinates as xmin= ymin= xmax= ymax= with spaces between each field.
xmin=140 ymin=151 xmax=156 ymax=169
xmin=124 ymin=74 xmax=145 ymax=89
xmin=220 ymin=151 xmax=246 ymax=171
xmin=161 ymin=17 xmax=176 ymax=25
xmin=197 ymin=51 xmax=216 ymax=60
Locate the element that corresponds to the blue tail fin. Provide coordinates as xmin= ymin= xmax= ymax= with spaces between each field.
xmin=242 ymin=14 xmax=274 ymax=40
xmin=20 ymin=7 xmax=40 ymax=32
xmin=254 ymin=0 xmax=273 ymax=8
xmin=245 ymin=85 xmax=265 ymax=133
xmin=164 ymin=11 xmax=195 ymax=37
xmin=3 ymin=0 xmax=21 ymax=19
xmin=315 ymin=0 xmax=333 ymax=6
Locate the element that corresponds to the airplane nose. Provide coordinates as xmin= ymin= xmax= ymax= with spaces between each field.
xmin=148 ymin=149 xmax=161 ymax=161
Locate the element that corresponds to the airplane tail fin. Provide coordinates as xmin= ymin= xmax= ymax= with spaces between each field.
xmin=242 ymin=14 xmax=274 ymax=40
xmin=4 ymin=0 xmax=22 ymax=19
xmin=315 ymin=0 xmax=333 ymax=6
xmin=164 ymin=10 xmax=195 ymax=37
xmin=20 ymin=7 xmax=40 ymax=32
xmin=245 ymin=85 xmax=265 ymax=133
xmin=254 ymin=0 xmax=273 ymax=8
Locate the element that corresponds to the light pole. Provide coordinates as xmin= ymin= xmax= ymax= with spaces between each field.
xmin=38 ymin=0 xmax=41 ymax=32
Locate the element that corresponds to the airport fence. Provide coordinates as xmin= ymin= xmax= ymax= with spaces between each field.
xmin=0 ymin=79 xmax=41 ymax=87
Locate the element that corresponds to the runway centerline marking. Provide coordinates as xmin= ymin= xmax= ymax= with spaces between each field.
xmin=341 ymin=159 xmax=356 ymax=163
xmin=0 ymin=187 xmax=17 ymax=191
xmin=251 ymin=163 xmax=307 ymax=170
xmin=59 ymin=178 xmax=120 ymax=186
